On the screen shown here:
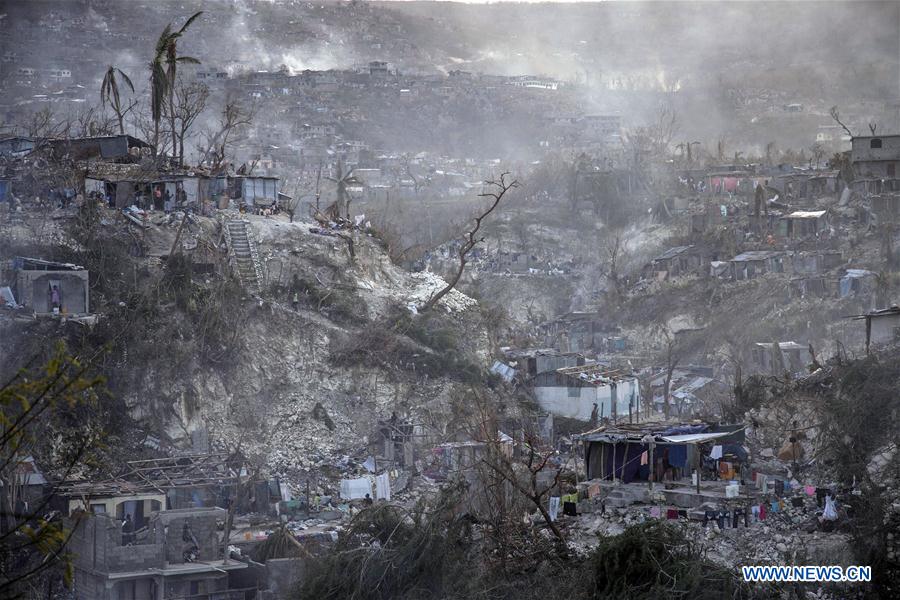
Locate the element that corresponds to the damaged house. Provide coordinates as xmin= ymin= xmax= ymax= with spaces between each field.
xmin=749 ymin=341 xmax=807 ymax=375
xmin=47 ymin=134 xmax=153 ymax=161
xmin=536 ymin=312 xmax=621 ymax=353
xmin=852 ymin=305 xmax=900 ymax=353
xmin=578 ymin=423 xmax=743 ymax=485
xmin=11 ymin=256 xmax=89 ymax=316
xmin=650 ymin=366 xmax=719 ymax=417
xmin=728 ymin=250 xmax=788 ymax=280
xmin=644 ymin=245 xmax=703 ymax=279
xmin=851 ymin=134 xmax=900 ymax=179
xmin=68 ymin=507 xmax=250 ymax=600
xmin=777 ymin=210 xmax=828 ymax=241
xmin=533 ymin=364 xmax=641 ymax=422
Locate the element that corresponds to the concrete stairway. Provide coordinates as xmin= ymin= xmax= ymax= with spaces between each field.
xmin=225 ymin=219 xmax=263 ymax=294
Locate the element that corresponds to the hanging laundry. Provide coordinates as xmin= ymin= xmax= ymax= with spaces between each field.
xmin=666 ymin=508 xmax=678 ymax=520
xmin=549 ymin=497 xmax=560 ymax=522
xmin=751 ymin=505 xmax=760 ymax=521
xmin=650 ymin=506 xmax=661 ymax=518
xmin=823 ymin=495 xmax=838 ymax=521
xmin=759 ymin=503 xmax=767 ymax=520
xmin=775 ymin=479 xmax=785 ymax=496
xmin=709 ymin=445 xmax=723 ymax=459
xmin=362 ymin=456 xmax=376 ymax=473
xmin=804 ymin=485 xmax=816 ymax=496
xmin=340 ymin=478 xmax=373 ymax=500
xmin=770 ymin=501 xmax=779 ymax=513
xmin=375 ymin=472 xmax=391 ymax=501
xmin=640 ymin=451 xmax=649 ymax=465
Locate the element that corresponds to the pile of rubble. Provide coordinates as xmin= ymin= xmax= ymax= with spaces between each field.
xmin=407 ymin=270 xmax=478 ymax=313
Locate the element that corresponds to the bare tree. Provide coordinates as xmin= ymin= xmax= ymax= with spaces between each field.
xmin=604 ymin=228 xmax=628 ymax=298
xmin=421 ymin=173 xmax=518 ymax=312
xmin=829 ymin=106 xmax=853 ymax=137
xmin=809 ymin=142 xmax=826 ymax=169
xmin=71 ymin=106 xmax=118 ymax=138
xmin=401 ymin=153 xmax=421 ymax=195
xmin=100 ymin=66 xmax=136 ymax=135
xmin=199 ymin=100 xmax=254 ymax=171
xmin=24 ymin=107 xmax=68 ymax=139
xmin=466 ymin=395 xmax=565 ymax=542
xmin=655 ymin=325 xmax=683 ymax=419
xmin=621 ymin=103 xmax=678 ymax=184
xmin=170 ymin=79 xmax=209 ymax=166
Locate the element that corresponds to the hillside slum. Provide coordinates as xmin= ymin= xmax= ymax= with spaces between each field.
xmin=2 ymin=2 xmax=900 ymax=599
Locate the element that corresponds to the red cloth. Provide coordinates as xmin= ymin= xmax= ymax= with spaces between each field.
xmin=759 ymin=503 xmax=767 ymax=521
xmin=666 ymin=509 xmax=678 ymax=520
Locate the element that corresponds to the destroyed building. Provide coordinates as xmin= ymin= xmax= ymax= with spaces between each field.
xmin=68 ymin=507 xmax=250 ymax=600
xmin=851 ymin=134 xmax=900 ymax=179
xmin=853 ymin=305 xmax=900 ymax=353
xmin=11 ymin=256 xmax=90 ymax=316
xmin=534 ymin=364 xmax=641 ymax=422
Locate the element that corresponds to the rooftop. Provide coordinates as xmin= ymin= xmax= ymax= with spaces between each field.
xmin=850 ymin=305 xmax=900 ymax=320
xmin=556 ymin=364 xmax=635 ymax=385
xmin=731 ymin=250 xmax=784 ymax=262
xmin=784 ymin=210 xmax=826 ymax=219
xmin=14 ymin=256 xmax=85 ymax=271
xmin=652 ymin=245 xmax=694 ymax=262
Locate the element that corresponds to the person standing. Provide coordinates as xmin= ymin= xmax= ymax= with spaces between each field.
xmin=122 ymin=514 xmax=134 ymax=545
xmin=49 ymin=284 xmax=61 ymax=311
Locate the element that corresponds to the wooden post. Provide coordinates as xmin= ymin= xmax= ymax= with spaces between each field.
xmin=612 ymin=443 xmax=617 ymax=482
xmin=695 ymin=444 xmax=701 ymax=494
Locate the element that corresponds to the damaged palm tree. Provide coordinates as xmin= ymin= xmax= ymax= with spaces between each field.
xmin=99 ymin=66 xmax=135 ymax=135
xmin=421 ymin=173 xmax=519 ymax=312
xmin=324 ymin=160 xmax=361 ymax=220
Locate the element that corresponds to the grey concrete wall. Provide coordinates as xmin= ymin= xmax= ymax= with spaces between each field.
xmin=871 ymin=313 xmax=900 ymax=345
xmin=74 ymin=569 xmax=110 ymax=600
xmin=535 ymin=378 xmax=640 ymax=421
xmin=851 ymin=136 xmax=900 ymax=162
xmin=16 ymin=270 xmax=89 ymax=314
xmin=266 ymin=558 xmax=307 ymax=599
xmin=150 ymin=509 xmax=223 ymax=564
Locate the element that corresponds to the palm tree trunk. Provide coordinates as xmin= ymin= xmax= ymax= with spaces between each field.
xmin=114 ymin=100 xmax=124 ymax=135
xmin=169 ymin=91 xmax=177 ymax=165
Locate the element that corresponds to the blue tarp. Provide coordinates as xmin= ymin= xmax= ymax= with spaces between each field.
xmin=663 ymin=443 xmax=688 ymax=470
xmin=660 ymin=424 xmax=708 ymax=436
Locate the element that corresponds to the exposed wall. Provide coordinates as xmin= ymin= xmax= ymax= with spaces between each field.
xmin=69 ymin=513 xmax=166 ymax=575
xmin=152 ymin=508 xmax=223 ymax=563
xmin=534 ymin=378 xmax=640 ymax=421
xmin=266 ymin=558 xmax=307 ymax=599
xmin=851 ymin=136 xmax=900 ymax=162
xmin=871 ymin=313 xmax=900 ymax=346
xmin=16 ymin=269 xmax=89 ymax=314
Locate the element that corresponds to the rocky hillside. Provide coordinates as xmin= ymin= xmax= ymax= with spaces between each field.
xmin=0 ymin=209 xmax=500 ymax=485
